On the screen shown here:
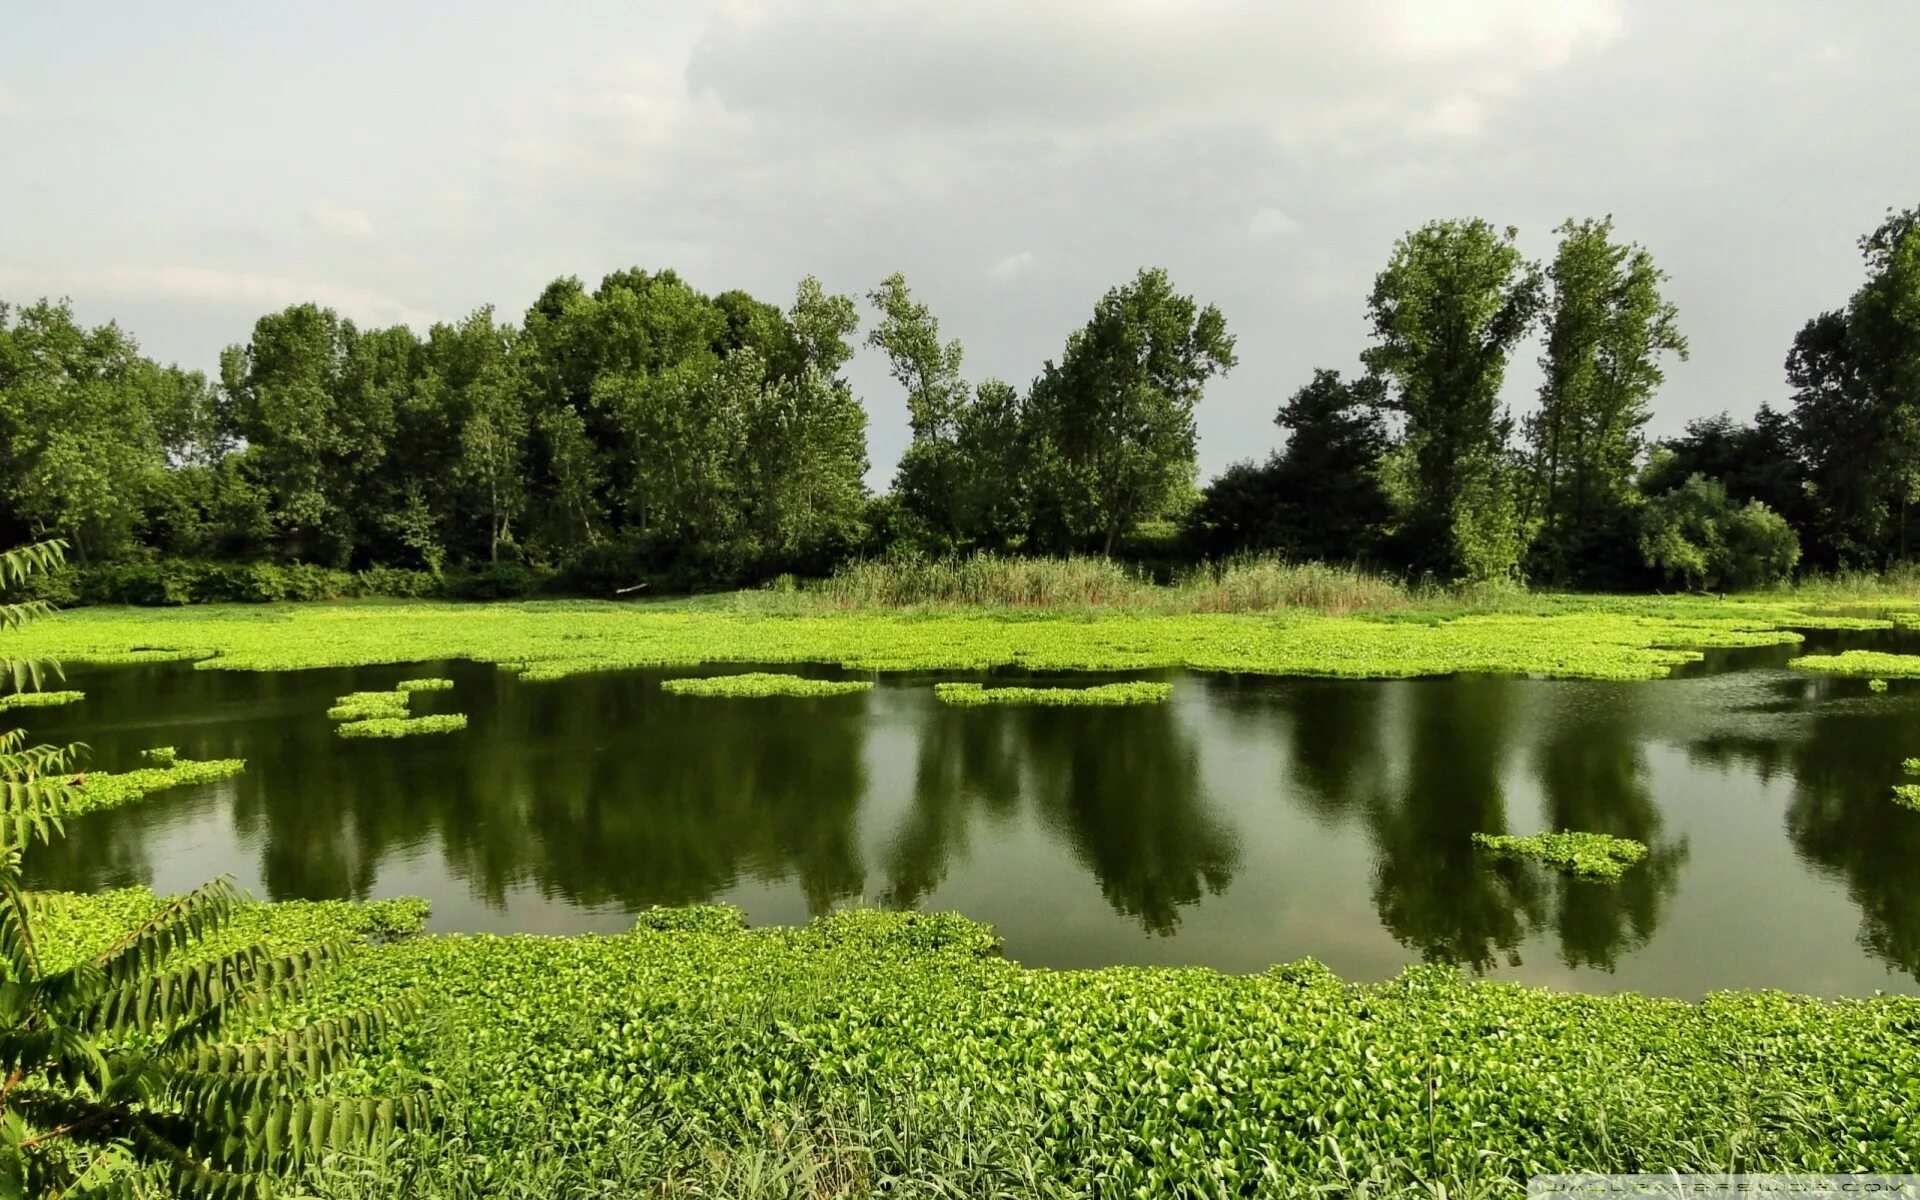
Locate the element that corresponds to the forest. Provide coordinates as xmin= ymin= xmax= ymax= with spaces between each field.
xmin=5 ymin=205 xmax=1916 ymax=605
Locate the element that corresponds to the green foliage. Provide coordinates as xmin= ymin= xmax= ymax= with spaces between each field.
xmin=395 ymin=677 xmax=453 ymax=692
xmin=1640 ymin=475 xmax=1801 ymax=590
xmin=336 ymin=714 xmax=468 ymax=739
xmin=1471 ymin=830 xmax=1650 ymax=881
xmin=66 ymin=754 xmax=248 ymax=816
xmin=1871 ymin=678 xmax=1891 ymax=692
xmin=327 ymin=692 xmax=412 ymax=722
xmin=1788 ymin=651 xmax=1920 ymax=677
xmin=660 ymin=673 xmax=873 ymax=699
xmin=0 ymin=690 xmax=81 ymax=711
xmin=1892 ymin=784 xmax=1920 ymax=812
xmin=633 ymin=905 xmax=748 ymax=934
xmin=933 ymin=682 xmax=1173 ymax=707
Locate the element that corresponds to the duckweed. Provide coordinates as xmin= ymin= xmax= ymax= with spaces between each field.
xmin=0 ymin=597 xmax=1837 ymax=683
xmin=1471 ymin=830 xmax=1650 ymax=881
xmin=336 ymin=714 xmax=468 ymax=739
xmin=23 ymin=900 xmax=1898 ymax=1196
xmin=934 ymin=681 xmax=1173 ymax=706
xmin=659 ymin=672 xmax=873 ymax=698
xmin=0 ymin=689 xmax=84 ymax=710
xmin=397 ymin=676 xmax=454 ymax=692
xmin=1790 ymin=651 xmax=1920 ymax=678
xmin=67 ymin=753 xmax=247 ymax=816
xmin=327 ymin=690 xmax=412 ymax=721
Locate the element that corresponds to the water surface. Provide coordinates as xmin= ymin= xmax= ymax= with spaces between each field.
xmin=21 ymin=633 xmax=1920 ymax=996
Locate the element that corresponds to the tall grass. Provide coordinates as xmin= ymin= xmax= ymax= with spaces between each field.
xmin=806 ymin=554 xmax=1418 ymax=615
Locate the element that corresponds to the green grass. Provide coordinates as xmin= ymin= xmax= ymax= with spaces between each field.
xmin=1470 ymin=831 xmax=1650 ymax=881
xmin=933 ymin=681 xmax=1172 ymax=706
xmin=1790 ymin=651 xmax=1920 ymax=677
xmin=328 ymin=690 xmax=413 ymax=721
xmin=2 ymin=592 xmax=1865 ymax=682
xmin=397 ymin=676 xmax=455 ymax=692
xmin=66 ymin=753 xmax=247 ymax=816
xmin=336 ymin=714 xmax=468 ymax=739
xmin=0 ymin=689 xmax=84 ymax=710
xmin=20 ymin=897 xmax=1915 ymax=1198
xmin=660 ymin=672 xmax=873 ymax=698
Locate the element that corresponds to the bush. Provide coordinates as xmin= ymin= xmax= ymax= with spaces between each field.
xmin=1640 ymin=474 xmax=1801 ymax=591
xmin=440 ymin=560 xmax=551 ymax=600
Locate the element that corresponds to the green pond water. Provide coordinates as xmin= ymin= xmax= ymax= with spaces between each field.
xmin=19 ymin=631 xmax=1920 ymax=996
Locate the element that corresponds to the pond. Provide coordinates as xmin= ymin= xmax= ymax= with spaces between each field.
xmin=20 ymin=631 xmax=1920 ymax=997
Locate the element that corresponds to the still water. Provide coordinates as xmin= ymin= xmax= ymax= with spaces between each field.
xmin=20 ymin=633 xmax=1920 ymax=997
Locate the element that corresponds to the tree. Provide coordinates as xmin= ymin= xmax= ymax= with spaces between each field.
xmin=1639 ymin=475 xmax=1800 ymax=591
xmin=1782 ymin=207 xmax=1920 ymax=568
xmin=1026 ymin=268 xmax=1236 ymax=555
xmin=866 ymin=274 xmax=972 ymax=550
xmin=1640 ymin=408 xmax=1810 ymax=544
xmin=0 ymin=540 xmax=424 ymax=1196
xmin=1529 ymin=217 xmax=1688 ymax=584
xmin=1363 ymin=220 xmax=1543 ymax=579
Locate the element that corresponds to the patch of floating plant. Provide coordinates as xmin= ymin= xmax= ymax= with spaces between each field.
xmin=397 ymin=677 xmax=455 ymax=692
xmin=660 ymin=673 xmax=873 ymax=698
xmin=1870 ymin=678 xmax=1890 ymax=692
xmin=336 ymin=714 xmax=469 ymax=739
xmin=327 ymin=690 xmax=412 ymax=721
xmin=1470 ymin=830 xmax=1649 ymax=882
xmin=1789 ymin=651 xmax=1920 ymax=678
xmin=64 ymin=747 xmax=248 ymax=816
xmin=0 ymin=690 xmax=84 ymax=711
xmin=933 ymin=681 xmax=1172 ymax=706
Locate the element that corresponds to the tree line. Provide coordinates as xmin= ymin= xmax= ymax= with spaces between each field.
xmin=2 ymin=205 xmax=1916 ymax=596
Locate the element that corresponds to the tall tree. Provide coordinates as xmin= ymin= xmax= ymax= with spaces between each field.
xmin=1528 ymin=217 xmax=1688 ymax=583
xmin=1363 ymin=219 xmax=1543 ymax=579
xmin=1026 ymin=268 xmax=1236 ymax=555
xmin=1788 ymin=206 xmax=1920 ymax=566
xmin=867 ymin=274 xmax=971 ymax=550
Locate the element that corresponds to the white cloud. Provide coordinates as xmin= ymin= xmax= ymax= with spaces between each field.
xmin=0 ymin=264 xmax=436 ymax=329
xmin=1248 ymin=207 xmax=1299 ymax=237
xmin=0 ymin=78 xmax=16 ymax=114
xmin=989 ymin=250 xmax=1035 ymax=281
xmin=304 ymin=199 xmax=375 ymax=239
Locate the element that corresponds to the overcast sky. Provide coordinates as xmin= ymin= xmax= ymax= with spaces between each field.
xmin=4 ymin=0 xmax=1917 ymax=486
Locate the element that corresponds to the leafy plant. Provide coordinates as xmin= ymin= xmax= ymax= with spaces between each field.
xmin=1471 ymin=830 xmax=1649 ymax=881
xmin=0 ymin=692 xmax=82 ymax=712
xmin=394 ymin=678 xmax=453 ymax=693
xmin=933 ymin=682 xmax=1172 ymax=706
xmin=335 ymin=715 xmax=468 ymax=739
xmin=660 ymin=673 xmax=872 ymax=699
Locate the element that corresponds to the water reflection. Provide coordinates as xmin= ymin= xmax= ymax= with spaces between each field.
xmin=19 ymin=647 xmax=1920 ymax=994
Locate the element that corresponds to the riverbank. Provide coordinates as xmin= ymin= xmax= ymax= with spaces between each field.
xmin=35 ymin=893 xmax=1920 ymax=1196
xmin=0 ymin=593 xmax=1900 ymax=682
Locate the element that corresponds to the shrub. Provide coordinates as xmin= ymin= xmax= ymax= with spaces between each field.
xmin=1640 ymin=474 xmax=1800 ymax=591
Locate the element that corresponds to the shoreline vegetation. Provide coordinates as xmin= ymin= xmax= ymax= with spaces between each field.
xmin=31 ymin=893 xmax=1920 ymax=1196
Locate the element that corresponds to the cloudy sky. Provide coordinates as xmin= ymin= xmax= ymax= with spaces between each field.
xmin=4 ymin=0 xmax=1916 ymax=486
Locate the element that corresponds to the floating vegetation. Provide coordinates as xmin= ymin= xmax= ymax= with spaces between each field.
xmin=660 ymin=672 xmax=873 ymax=698
xmin=336 ymin=714 xmax=468 ymax=739
xmin=1789 ymin=651 xmax=1920 ymax=678
xmin=0 ymin=689 xmax=84 ymax=710
xmin=1870 ymin=678 xmax=1890 ymax=692
xmin=3 ymin=597 xmax=1839 ymax=683
xmin=327 ymin=690 xmax=412 ymax=721
xmin=66 ymin=753 xmax=247 ymax=816
xmin=1893 ymin=785 xmax=1920 ymax=812
xmin=934 ymin=681 xmax=1173 ymax=706
xmin=1471 ymin=830 xmax=1649 ymax=881
xmin=397 ymin=676 xmax=454 ymax=692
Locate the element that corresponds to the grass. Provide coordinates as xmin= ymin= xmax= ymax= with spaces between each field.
xmin=397 ymin=677 xmax=455 ymax=692
xmin=0 ymin=689 xmax=84 ymax=710
xmin=933 ymin=681 xmax=1172 ymax=706
xmin=660 ymin=672 xmax=873 ymax=698
xmin=2 ymin=591 xmax=1865 ymax=683
xmin=336 ymin=714 xmax=468 ymax=739
xmin=1470 ymin=831 xmax=1650 ymax=881
xmin=21 ymin=897 xmax=1917 ymax=1198
xmin=65 ymin=752 xmax=247 ymax=816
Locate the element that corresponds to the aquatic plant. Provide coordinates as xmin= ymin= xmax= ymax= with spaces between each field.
xmin=1893 ymin=785 xmax=1920 ymax=812
xmin=397 ymin=676 xmax=455 ymax=691
xmin=660 ymin=672 xmax=873 ymax=698
xmin=328 ymin=689 xmax=413 ymax=721
xmin=1470 ymin=830 xmax=1649 ymax=881
xmin=336 ymin=713 xmax=469 ymax=739
xmin=1870 ymin=678 xmax=1891 ymax=691
xmin=1789 ymin=651 xmax=1920 ymax=677
xmin=0 ymin=688 xmax=82 ymax=710
xmin=65 ymin=753 xmax=247 ymax=816
xmin=4 ymin=596 xmax=1841 ymax=683
xmin=933 ymin=681 xmax=1173 ymax=706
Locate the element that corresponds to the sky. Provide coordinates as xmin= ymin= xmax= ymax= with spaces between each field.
xmin=4 ymin=0 xmax=1917 ymax=488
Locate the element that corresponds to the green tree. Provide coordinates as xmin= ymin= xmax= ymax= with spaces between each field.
xmin=1639 ymin=474 xmax=1800 ymax=591
xmin=0 ymin=541 xmax=423 ymax=1196
xmin=1026 ymin=268 xmax=1236 ymax=555
xmin=866 ymin=274 xmax=972 ymax=550
xmin=1529 ymin=217 xmax=1688 ymax=584
xmin=1363 ymin=220 xmax=1543 ymax=579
